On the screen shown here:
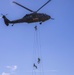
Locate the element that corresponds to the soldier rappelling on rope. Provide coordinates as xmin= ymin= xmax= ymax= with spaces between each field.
xmin=38 ymin=58 xmax=40 ymax=64
xmin=34 ymin=26 xmax=37 ymax=31
xmin=33 ymin=63 xmax=37 ymax=69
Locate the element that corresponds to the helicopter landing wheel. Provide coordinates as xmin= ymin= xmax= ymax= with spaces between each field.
xmin=40 ymin=22 xmax=42 ymax=25
xmin=12 ymin=24 xmax=14 ymax=26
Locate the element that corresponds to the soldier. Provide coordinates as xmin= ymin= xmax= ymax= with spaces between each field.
xmin=33 ymin=63 xmax=37 ymax=69
xmin=34 ymin=26 xmax=37 ymax=31
xmin=38 ymin=58 xmax=40 ymax=64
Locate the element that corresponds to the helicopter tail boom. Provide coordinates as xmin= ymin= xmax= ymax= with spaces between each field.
xmin=2 ymin=15 xmax=10 ymax=26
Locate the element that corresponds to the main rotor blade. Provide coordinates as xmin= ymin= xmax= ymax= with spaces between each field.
xmin=36 ymin=0 xmax=51 ymax=12
xmin=13 ymin=1 xmax=34 ymax=12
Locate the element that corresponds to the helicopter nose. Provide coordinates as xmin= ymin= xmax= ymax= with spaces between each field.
xmin=47 ymin=15 xmax=51 ymax=20
xmin=45 ymin=14 xmax=51 ymax=20
xmin=48 ymin=15 xmax=54 ymax=20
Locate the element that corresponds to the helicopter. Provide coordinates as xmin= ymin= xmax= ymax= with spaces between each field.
xmin=2 ymin=0 xmax=53 ymax=26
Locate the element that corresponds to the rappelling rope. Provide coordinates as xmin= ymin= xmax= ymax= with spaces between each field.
xmin=32 ymin=25 xmax=44 ymax=75
xmin=32 ymin=25 xmax=38 ymax=75
xmin=37 ymin=27 xmax=44 ymax=75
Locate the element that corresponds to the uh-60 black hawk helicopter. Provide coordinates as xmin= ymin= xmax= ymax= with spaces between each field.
xmin=2 ymin=0 xmax=53 ymax=26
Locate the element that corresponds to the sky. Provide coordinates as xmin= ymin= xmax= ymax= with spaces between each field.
xmin=0 ymin=0 xmax=74 ymax=75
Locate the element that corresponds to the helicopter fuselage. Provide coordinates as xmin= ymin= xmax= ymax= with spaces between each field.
xmin=10 ymin=13 xmax=51 ymax=24
xmin=2 ymin=0 xmax=52 ymax=26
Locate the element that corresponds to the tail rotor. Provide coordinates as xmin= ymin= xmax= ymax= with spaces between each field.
xmin=0 ymin=14 xmax=10 ymax=26
xmin=0 ymin=14 xmax=8 ymax=18
xmin=0 ymin=14 xmax=3 ymax=18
